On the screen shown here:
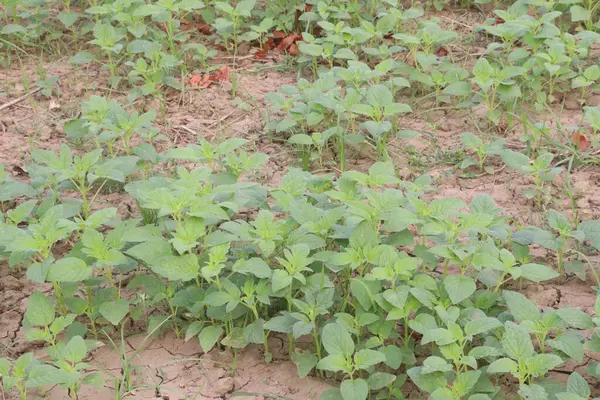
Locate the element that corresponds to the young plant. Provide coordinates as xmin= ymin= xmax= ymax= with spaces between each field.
xmin=459 ymin=132 xmax=505 ymax=173
xmin=501 ymin=150 xmax=563 ymax=206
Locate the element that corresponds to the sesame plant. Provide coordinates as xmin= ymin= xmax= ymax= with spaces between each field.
xmin=1 ymin=0 xmax=600 ymax=399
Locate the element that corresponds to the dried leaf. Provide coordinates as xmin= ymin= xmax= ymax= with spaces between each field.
xmin=572 ymin=131 xmax=591 ymax=151
xmin=189 ymin=66 xmax=230 ymax=89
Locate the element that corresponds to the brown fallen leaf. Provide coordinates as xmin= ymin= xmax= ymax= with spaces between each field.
xmin=189 ymin=66 xmax=231 ymax=89
xmin=572 ymin=131 xmax=591 ymax=151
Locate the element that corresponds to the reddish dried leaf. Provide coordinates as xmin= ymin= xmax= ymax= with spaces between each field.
xmin=272 ymin=30 xmax=287 ymax=39
xmin=305 ymin=3 xmax=313 ymax=11
xmin=288 ymin=42 xmax=299 ymax=56
xmin=277 ymin=34 xmax=297 ymax=51
xmin=213 ymin=65 xmax=230 ymax=82
xmin=494 ymin=17 xmax=505 ymax=25
xmin=436 ymin=46 xmax=449 ymax=58
xmin=189 ymin=74 xmax=204 ymax=86
xmin=255 ymin=48 xmax=269 ymax=59
xmin=264 ymin=38 xmax=276 ymax=51
xmin=197 ymin=18 xmax=213 ymax=34
xmin=180 ymin=21 xmax=192 ymax=31
xmin=572 ymin=131 xmax=591 ymax=151
xmin=189 ymin=66 xmax=230 ymax=89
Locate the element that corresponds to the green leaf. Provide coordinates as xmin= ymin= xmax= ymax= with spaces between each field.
xmin=556 ymin=307 xmax=593 ymax=329
xmin=503 ymin=291 xmax=540 ymax=322
xmin=26 ymin=365 xmax=69 ymax=388
xmin=0 ymin=358 xmax=10 ymax=377
xmin=502 ymin=322 xmax=534 ymax=360
xmin=443 ymin=81 xmax=472 ymax=96
xmin=487 ymin=358 xmax=518 ymax=373
xmin=243 ymin=318 xmax=264 ymax=344
xmin=453 ymin=370 xmax=481 ymax=396
xmin=47 ymin=257 xmax=92 ymax=282
xmin=519 ymin=384 xmax=548 ymax=400
xmin=570 ymin=5 xmax=590 ymax=21
xmin=547 ymin=332 xmax=585 ymax=362
xmin=2 ymin=24 xmax=26 ymax=34
xmin=444 ymin=275 xmax=476 ymax=304
xmin=150 ymin=254 xmax=199 ymax=282
xmin=319 ymin=389 xmax=344 ymax=400
xmin=198 ymin=325 xmax=223 ymax=353
xmin=62 ymin=336 xmax=87 ymax=363
xmin=185 ymin=321 xmax=204 ymax=342
xmin=322 ymin=323 xmax=354 ymax=357
xmin=567 ymin=372 xmax=590 ymax=399
xmin=526 ymin=353 xmax=563 ymax=375
xmin=520 ymin=263 xmax=559 ymax=282
xmin=340 ymin=378 xmax=368 ymax=400
xmin=367 ymin=372 xmax=396 ymax=390
xmin=501 ymin=150 xmax=530 ymax=169
xmin=316 ymin=354 xmax=347 ymax=372
xmin=381 ymin=345 xmax=403 ymax=369
xmin=291 ymin=349 xmax=318 ymax=378
xmin=25 ymin=291 xmax=55 ymax=327
xmin=264 ymin=314 xmax=296 ymax=333
xmin=354 ymin=349 xmax=386 ymax=370
xmin=350 ymin=279 xmax=373 ymax=311
xmin=464 ymin=317 xmax=502 ymax=336
xmin=58 ymin=12 xmax=79 ymax=28
xmin=272 ymin=269 xmax=293 ymax=292
xmin=407 ymin=367 xmax=447 ymax=394
xmin=580 ymin=220 xmax=600 ymax=249
xmin=99 ymin=299 xmax=129 ymax=325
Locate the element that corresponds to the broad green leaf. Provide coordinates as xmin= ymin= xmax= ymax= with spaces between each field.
xmin=526 ymin=353 xmax=563 ymax=376
xmin=570 ymin=5 xmax=590 ymax=21
xmin=546 ymin=332 xmax=584 ymax=362
xmin=319 ymin=389 xmax=344 ymax=400
xmin=407 ymin=367 xmax=447 ymax=394
xmin=555 ymin=307 xmax=593 ymax=329
xmin=464 ymin=317 xmax=502 ymax=336
xmin=444 ymin=275 xmax=476 ymax=304
xmin=340 ymin=378 xmax=368 ymax=400
xmin=501 ymin=150 xmax=530 ymax=169
xmin=99 ymin=299 xmax=129 ymax=325
xmin=520 ymin=263 xmax=559 ymax=282
xmin=519 ymin=384 xmax=548 ymax=400
xmin=350 ymin=279 xmax=373 ymax=311
xmin=503 ymin=291 xmax=540 ymax=322
xmin=316 ymin=354 xmax=347 ymax=372
xmin=26 ymin=365 xmax=69 ymax=388
xmin=47 ymin=257 xmax=92 ymax=282
xmin=199 ymin=325 xmax=223 ymax=353
xmin=150 ymin=254 xmax=199 ymax=282
xmin=353 ymin=349 xmax=386 ymax=370
xmin=243 ymin=318 xmax=264 ymax=344
xmin=367 ymin=372 xmax=396 ymax=390
xmin=502 ymin=322 xmax=534 ymax=359
xmin=62 ymin=336 xmax=87 ymax=363
xmin=487 ymin=358 xmax=518 ymax=373
xmin=322 ymin=323 xmax=354 ymax=357
xmin=567 ymin=372 xmax=590 ymax=399
xmin=25 ymin=291 xmax=55 ymax=327
xmin=264 ymin=314 xmax=296 ymax=333
xmin=291 ymin=350 xmax=318 ymax=378
xmin=453 ymin=370 xmax=481 ymax=396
